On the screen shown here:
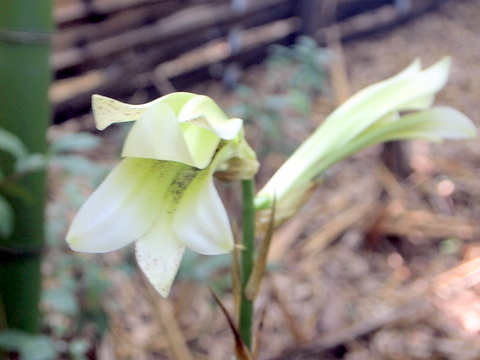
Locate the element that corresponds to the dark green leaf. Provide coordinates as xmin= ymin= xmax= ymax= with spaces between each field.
xmin=0 ymin=181 xmax=33 ymax=203
xmin=0 ymin=194 xmax=14 ymax=238
xmin=42 ymin=287 xmax=79 ymax=316
xmin=288 ymin=89 xmax=311 ymax=116
xmin=0 ymin=330 xmax=56 ymax=360
xmin=69 ymin=339 xmax=89 ymax=360
xmin=53 ymin=155 xmax=107 ymax=185
xmin=178 ymin=250 xmax=230 ymax=282
xmin=15 ymin=153 xmax=48 ymax=174
xmin=50 ymin=132 xmax=101 ymax=154
xmin=0 ymin=127 xmax=29 ymax=159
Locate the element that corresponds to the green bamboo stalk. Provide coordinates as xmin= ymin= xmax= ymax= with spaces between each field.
xmin=239 ymin=178 xmax=256 ymax=350
xmin=0 ymin=0 xmax=53 ymax=332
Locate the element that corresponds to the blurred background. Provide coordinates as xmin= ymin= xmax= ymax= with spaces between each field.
xmin=6 ymin=0 xmax=480 ymax=359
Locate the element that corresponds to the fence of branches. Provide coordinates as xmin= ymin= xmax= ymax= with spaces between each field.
xmin=51 ymin=0 xmax=442 ymax=123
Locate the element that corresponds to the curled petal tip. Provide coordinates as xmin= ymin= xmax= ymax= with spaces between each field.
xmin=135 ymin=226 xmax=186 ymax=297
xmin=65 ymin=235 xmax=80 ymax=251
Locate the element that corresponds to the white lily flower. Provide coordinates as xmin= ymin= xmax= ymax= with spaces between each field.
xmin=256 ymin=57 xmax=477 ymax=224
xmin=67 ymin=93 xmax=249 ymax=296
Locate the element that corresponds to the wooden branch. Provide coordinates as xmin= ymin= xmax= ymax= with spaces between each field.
xmin=316 ymin=0 xmax=442 ymax=43
xmin=51 ymin=18 xmax=298 ymax=123
xmin=54 ymin=0 xmax=208 ymax=27
xmin=268 ymin=255 xmax=480 ymax=360
xmin=53 ymin=2 xmax=183 ymax=51
xmin=269 ymin=299 xmax=431 ymax=360
xmin=52 ymin=0 xmax=290 ymax=75
xmin=50 ymin=0 xmax=443 ymax=123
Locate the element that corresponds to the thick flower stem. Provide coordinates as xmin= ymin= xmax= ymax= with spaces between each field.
xmin=239 ymin=178 xmax=255 ymax=350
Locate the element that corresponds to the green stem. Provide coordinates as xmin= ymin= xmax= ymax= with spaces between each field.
xmin=239 ymin=178 xmax=255 ymax=350
xmin=0 ymin=0 xmax=53 ymax=332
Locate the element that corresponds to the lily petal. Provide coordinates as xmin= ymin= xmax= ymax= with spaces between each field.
xmin=135 ymin=225 xmax=186 ymax=297
xmin=258 ymin=58 xmax=454 ymax=206
xmin=66 ymin=158 xmax=184 ymax=253
xmin=299 ymin=58 xmax=451 ymax=160
xmin=313 ymin=107 xmax=477 ymax=175
xmin=171 ymin=145 xmax=237 ymax=254
xmin=178 ymin=95 xmax=243 ymax=140
xmin=137 ymin=151 xmax=234 ymax=294
xmin=256 ymin=57 xmax=477 ymax=230
xmin=121 ymin=102 xmax=219 ymax=169
xmin=173 ymin=168 xmax=234 ymax=255
xmin=92 ymin=93 xmax=242 ymax=141
xmin=93 ymin=93 xmax=242 ymax=169
xmin=363 ymin=106 xmax=477 ymax=143
xmin=92 ymin=92 xmax=197 ymax=130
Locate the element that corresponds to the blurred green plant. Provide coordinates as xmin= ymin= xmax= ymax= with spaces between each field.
xmin=41 ymin=131 xmax=112 ymax=358
xmin=46 ymin=131 xmax=107 ymax=247
xmin=231 ymin=36 xmax=329 ymax=156
xmin=177 ymin=250 xmax=233 ymax=293
xmin=0 ymin=130 xmax=106 ymax=246
xmin=0 ymin=127 xmax=47 ymax=238
xmin=0 ymin=128 xmax=115 ymax=358
xmin=266 ymin=36 xmax=329 ymax=98
xmin=0 ymin=330 xmax=56 ymax=360
xmin=439 ymin=237 xmax=462 ymax=255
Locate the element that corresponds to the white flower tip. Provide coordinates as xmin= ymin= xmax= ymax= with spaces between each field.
xmin=403 ymin=58 xmax=422 ymax=75
xmin=180 ymin=232 xmax=235 ymax=256
xmin=437 ymin=56 xmax=452 ymax=71
xmin=218 ymin=237 xmax=235 ymax=253
xmin=428 ymin=56 xmax=451 ymax=82
xmin=92 ymin=94 xmax=145 ymax=130
xmin=65 ymin=232 xmax=116 ymax=254
xmin=92 ymin=94 xmax=113 ymax=130
xmin=178 ymin=95 xmax=243 ymax=140
xmin=439 ymin=107 xmax=477 ymax=139
xmin=217 ymin=117 xmax=243 ymax=140
xmin=157 ymin=286 xmax=171 ymax=297
xmin=145 ymin=272 xmax=174 ymax=297
xmin=135 ymin=233 xmax=186 ymax=298
xmin=66 ymin=231 xmax=108 ymax=254
xmin=66 ymin=234 xmax=81 ymax=251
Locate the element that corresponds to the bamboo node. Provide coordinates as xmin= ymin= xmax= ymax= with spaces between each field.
xmin=0 ymin=29 xmax=52 ymax=44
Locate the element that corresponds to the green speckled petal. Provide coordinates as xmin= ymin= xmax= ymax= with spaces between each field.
xmin=66 ymin=158 xmax=181 ymax=253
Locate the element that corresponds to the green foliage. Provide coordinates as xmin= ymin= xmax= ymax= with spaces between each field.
xmin=267 ymin=36 xmax=329 ymax=96
xmin=49 ymin=132 xmax=101 ymax=154
xmin=178 ymin=249 xmax=232 ymax=288
xmin=68 ymin=339 xmax=90 ymax=360
xmin=439 ymin=238 xmax=462 ymax=255
xmin=230 ymin=36 xmax=329 ymax=156
xmin=0 ymin=127 xmax=30 ymax=159
xmin=53 ymin=154 xmax=106 ymax=184
xmin=0 ymin=127 xmax=48 ymax=175
xmin=48 ymin=132 xmax=106 ymax=184
xmin=43 ymin=287 xmax=79 ymax=317
xmin=37 ymin=130 xmax=111 ymax=358
xmin=0 ymin=193 xmax=13 ymax=237
xmin=0 ymin=128 xmax=102 ymax=360
xmin=15 ymin=153 xmax=48 ymax=174
xmin=0 ymin=127 xmax=47 ymax=238
xmin=46 ymin=132 xmax=109 ymax=247
xmin=43 ymin=255 xmax=111 ymax=333
xmin=0 ymin=330 xmax=56 ymax=360
xmin=0 ymin=125 xmax=137 ymax=357
xmin=0 ymin=129 xmax=104 ymax=240
xmin=41 ymin=245 xmax=111 ymax=358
